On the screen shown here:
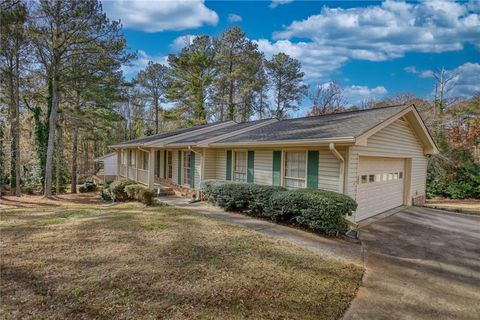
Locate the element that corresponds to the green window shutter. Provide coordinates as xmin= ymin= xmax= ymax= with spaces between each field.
xmin=190 ymin=152 xmax=195 ymax=187
xmin=177 ymin=150 xmax=182 ymax=184
xmin=163 ymin=150 xmax=167 ymax=178
xmin=247 ymin=150 xmax=254 ymax=183
xmin=226 ymin=150 xmax=232 ymax=180
xmin=307 ymin=150 xmax=319 ymax=189
xmin=272 ymin=151 xmax=281 ymax=186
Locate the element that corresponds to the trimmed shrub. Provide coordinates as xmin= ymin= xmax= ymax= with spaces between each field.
xmin=110 ymin=179 xmax=136 ymax=201
xmin=200 ymin=180 xmax=229 ymax=202
xmin=125 ymin=184 xmax=144 ymax=199
xmin=215 ymin=183 xmax=251 ymax=211
xmin=247 ymin=184 xmax=286 ymax=216
xmin=79 ymin=181 xmax=97 ymax=193
xmin=138 ymin=187 xmax=155 ymax=206
xmin=268 ymin=189 xmax=357 ymax=236
xmin=100 ymin=187 xmax=112 ymax=202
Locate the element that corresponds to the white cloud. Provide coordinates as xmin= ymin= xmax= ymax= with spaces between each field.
xmin=102 ymin=0 xmax=218 ymax=32
xmin=405 ymin=62 xmax=480 ymax=98
xmin=343 ymin=85 xmax=388 ymax=106
xmin=254 ymin=39 xmax=348 ymax=81
xmin=269 ymin=0 xmax=294 ymax=9
xmin=404 ymin=66 xmax=433 ymax=78
xmin=169 ymin=34 xmax=198 ymax=51
xmin=448 ymin=62 xmax=480 ymax=98
xmin=264 ymin=0 xmax=479 ymax=80
xmin=228 ymin=13 xmax=242 ymax=23
xmin=122 ymin=50 xmax=168 ymax=79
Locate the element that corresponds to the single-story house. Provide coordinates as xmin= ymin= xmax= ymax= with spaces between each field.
xmin=109 ymin=105 xmax=438 ymax=222
xmin=93 ymin=152 xmax=117 ymax=183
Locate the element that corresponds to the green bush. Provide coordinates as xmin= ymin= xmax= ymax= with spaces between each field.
xmin=247 ymin=184 xmax=286 ymax=216
xmin=100 ymin=187 xmax=112 ymax=202
xmin=200 ymin=180 xmax=229 ymax=202
xmin=79 ymin=181 xmax=97 ymax=193
xmin=215 ymin=183 xmax=251 ymax=211
xmin=138 ymin=187 xmax=155 ymax=206
xmin=109 ymin=179 xmax=136 ymax=201
xmin=125 ymin=184 xmax=144 ymax=199
xmin=268 ymin=189 xmax=357 ymax=236
xmin=201 ymin=181 xmax=356 ymax=236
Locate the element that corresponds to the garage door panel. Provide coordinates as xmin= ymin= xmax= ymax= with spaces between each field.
xmin=356 ymin=157 xmax=405 ymax=221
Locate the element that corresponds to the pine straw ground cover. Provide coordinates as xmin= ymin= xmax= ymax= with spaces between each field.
xmin=0 ymin=194 xmax=363 ymax=320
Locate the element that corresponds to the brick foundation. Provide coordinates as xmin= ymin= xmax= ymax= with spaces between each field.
xmin=155 ymin=178 xmax=197 ymax=198
xmin=412 ymin=195 xmax=426 ymax=206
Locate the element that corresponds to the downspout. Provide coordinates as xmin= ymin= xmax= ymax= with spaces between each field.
xmin=329 ymin=143 xmax=345 ymax=194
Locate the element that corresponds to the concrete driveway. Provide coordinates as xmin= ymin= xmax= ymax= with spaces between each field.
xmin=344 ymin=206 xmax=480 ymax=320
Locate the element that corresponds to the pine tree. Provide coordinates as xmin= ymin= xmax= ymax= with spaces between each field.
xmin=136 ymin=62 xmax=169 ymax=134
xmin=265 ymin=53 xmax=308 ymax=119
xmin=167 ymin=35 xmax=215 ymax=123
xmin=0 ymin=0 xmax=28 ymax=196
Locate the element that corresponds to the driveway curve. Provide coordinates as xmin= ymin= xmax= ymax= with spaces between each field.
xmin=344 ymin=206 xmax=480 ymax=320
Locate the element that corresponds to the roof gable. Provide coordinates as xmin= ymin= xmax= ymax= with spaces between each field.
xmin=355 ymin=106 xmax=438 ymax=154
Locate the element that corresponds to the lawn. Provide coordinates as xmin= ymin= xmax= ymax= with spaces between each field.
xmin=0 ymin=193 xmax=363 ymax=320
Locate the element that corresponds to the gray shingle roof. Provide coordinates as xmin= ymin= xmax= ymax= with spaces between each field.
xmin=214 ymin=105 xmax=409 ymax=144
xmin=167 ymin=118 xmax=273 ymax=145
xmin=109 ymin=122 xmax=225 ymax=147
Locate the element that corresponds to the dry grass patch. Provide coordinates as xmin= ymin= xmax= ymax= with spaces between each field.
xmin=0 ymin=194 xmax=363 ymax=320
xmin=425 ymin=198 xmax=480 ymax=215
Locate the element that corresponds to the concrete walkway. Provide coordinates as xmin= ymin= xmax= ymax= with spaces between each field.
xmin=159 ymin=196 xmax=363 ymax=267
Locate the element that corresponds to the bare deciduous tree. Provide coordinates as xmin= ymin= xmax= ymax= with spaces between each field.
xmin=308 ymin=81 xmax=347 ymax=116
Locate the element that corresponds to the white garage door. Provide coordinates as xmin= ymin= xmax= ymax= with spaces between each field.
xmin=356 ymin=156 xmax=406 ymax=221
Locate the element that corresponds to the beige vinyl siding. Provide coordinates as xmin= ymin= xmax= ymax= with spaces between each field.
xmin=347 ymin=119 xmax=428 ymax=205
xmin=204 ymin=149 xmax=218 ymax=180
xmin=318 ymin=146 xmax=345 ymax=192
xmin=215 ymin=149 xmax=227 ymax=180
xmin=254 ymin=150 xmax=273 ymax=185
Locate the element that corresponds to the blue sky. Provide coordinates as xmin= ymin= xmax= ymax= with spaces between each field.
xmin=102 ymin=0 xmax=480 ymax=113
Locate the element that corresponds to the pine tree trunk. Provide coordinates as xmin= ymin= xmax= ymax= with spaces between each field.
xmin=44 ymin=72 xmax=59 ymax=198
xmin=70 ymin=92 xmax=80 ymax=193
xmin=13 ymin=48 xmax=21 ymax=197
xmin=55 ymin=114 xmax=63 ymax=194
xmin=155 ymin=99 xmax=159 ymax=134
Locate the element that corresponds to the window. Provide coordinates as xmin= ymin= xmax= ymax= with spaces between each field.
xmin=375 ymin=173 xmax=381 ymax=182
xmin=388 ymin=173 xmax=393 ymax=180
xmin=393 ymin=172 xmax=399 ymax=180
xmin=139 ymin=151 xmax=149 ymax=170
xmin=129 ymin=150 xmax=136 ymax=166
xmin=183 ymin=151 xmax=191 ymax=185
xmin=121 ymin=151 xmax=127 ymax=164
xmin=284 ymin=151 xmax=306 ymax=189
xmin=234 ymin=151 xmax=247 ymax=182
xmin=399 ymin=172 xmax=403 ymax=179
xmin=382 ymin=173 xmax=387 ymax=181
xmin=360 ymin=175 xmax=368 ymax=184
xmin=369 ymin=174 xmax=375 ymax=183
xmin=167 ymin=151 xmax=173 ymax=179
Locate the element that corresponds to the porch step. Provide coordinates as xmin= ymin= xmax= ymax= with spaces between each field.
xmin=156 ymin=186 xmax=175 ymax=196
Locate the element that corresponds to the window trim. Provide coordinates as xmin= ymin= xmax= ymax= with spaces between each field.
xmin=182 ymin=150 xmax=192 ymax=187
xmin=167 ymin=150 xmax=173 ymax=180
xmin=282 ymin=150 xmax=308 ymax=189
xmin=233 ymin=151 xmax=247 ymax=182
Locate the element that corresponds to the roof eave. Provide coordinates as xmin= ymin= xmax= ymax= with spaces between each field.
xmin=210 ymin=137 xmax=356 ymax=148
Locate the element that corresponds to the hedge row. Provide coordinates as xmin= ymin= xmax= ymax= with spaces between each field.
xmin=200 ymin=180 xmax=357 ymax=236
xmin=106 ymin=179 xmax=155 ymax=206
